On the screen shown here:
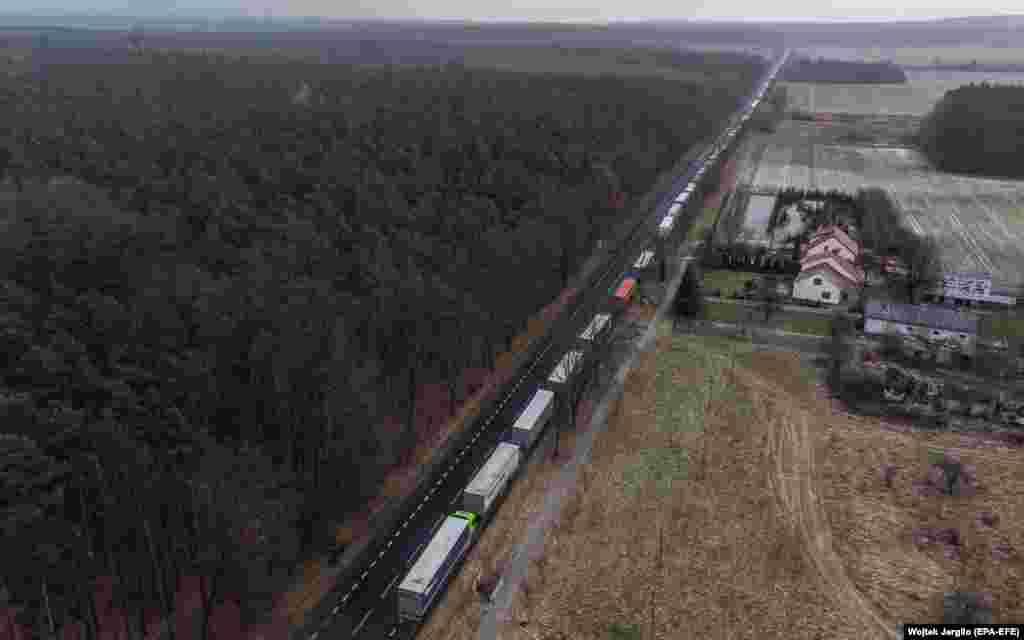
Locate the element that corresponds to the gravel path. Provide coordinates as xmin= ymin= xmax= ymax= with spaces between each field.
xmin=477 ymin=257 xmax=694 ymax=640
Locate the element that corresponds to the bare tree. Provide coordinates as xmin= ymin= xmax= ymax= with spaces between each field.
xmin=903 ymin=237 xmax=942 ymax=303
xmin=674 ymin=262 xmax=703 ymax=320
xmin=758 ymin=275 xmax=782 ymax=320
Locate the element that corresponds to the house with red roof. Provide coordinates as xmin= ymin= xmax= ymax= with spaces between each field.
xmin=801 ymin=224 xmax=860 ymax=264
xmin=793 ymin=252 xmax=865 ymax=306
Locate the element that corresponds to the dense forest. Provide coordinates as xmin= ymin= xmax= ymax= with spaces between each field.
xmin=780 ymin=56 xmax=907 ymax=83
xmin=0 ymin=46 xmax=765 ymax=639
xmin=917 ymin=83 xmax=1024 ymax=179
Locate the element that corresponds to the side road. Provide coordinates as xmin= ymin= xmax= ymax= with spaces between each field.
xmin=477 ymin=255 xmax=696 ymax=639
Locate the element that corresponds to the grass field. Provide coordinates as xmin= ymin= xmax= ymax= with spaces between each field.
xmin=486 ymin=331 xmax=1024 ymax=638
xmin=687 ymin=203 xmax=721 ymax=242
xmin=699 ymin=292 xmax=835 ymax=338
xmin=779 ymin=314 xmax=834 ymax=337
xmin=699 ymin=299 xmax=750 ymax=324
xmin=979 ymin=312 xmax=1024 ymax=341
xmin=702 ymin=269 xmax=762 ymax=297
xmin=410 ymin=325 xmax=1024 ymax=639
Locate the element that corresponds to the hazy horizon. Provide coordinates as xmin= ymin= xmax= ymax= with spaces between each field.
xmin=3 ymin=3 xmax=1024 ymax=24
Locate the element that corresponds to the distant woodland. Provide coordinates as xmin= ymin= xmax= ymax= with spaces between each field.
xmin=917 ymin=83 xmax=1024 ymax=179
xmin=780 ymin=56 xmax=907 ymax=83
xmin=0 ymin=46 xmax=764 ymax=638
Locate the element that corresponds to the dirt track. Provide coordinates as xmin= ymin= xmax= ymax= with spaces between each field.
xmin=746 ymin=368 xmax=897 ymax=637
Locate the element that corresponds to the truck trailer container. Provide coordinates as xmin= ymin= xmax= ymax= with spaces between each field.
xmin=461 ymin=442 xmax=521 ymax=518
xmin=614 ymin=277 xmax=637 ymax=305
xmin=548 ymin=349 xmax=584 ymax=385
xmin=634 ymin=250 xmax=655 ymax=270
xmin=396 ymin=511 xmax=479 ymax=622
xmin=501 ymin=388 xmax=555 ymax=450
xmin=578 ymin=312 xmax=611 ymax=343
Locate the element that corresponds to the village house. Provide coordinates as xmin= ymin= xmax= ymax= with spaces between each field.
xmin=793 ymin=254 xmax=864 ymax=304
xmin=791 ymin=224 xmax=865 ymax=305
xmin=864 ymin=299 xmax=979 ymax=354
xmin=801 ymin=224 xmax=860 ymax=264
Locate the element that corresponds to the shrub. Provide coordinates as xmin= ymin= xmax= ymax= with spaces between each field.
xmin=943 ymin=592 xmax=994 ymax=624
xmin=919 ymin=451 xmax=977 ymax=497
xmin=912 ymin=527 xmax=935 ymax=547
xmin=977 ymin=512 xmax=998 ymax=528
xmin=880 ymin=464 xmax=897 ymax=488
xmin=934 ymin=527 xmax=960 ymax=546
xmin=608 ymin=623 xmax=642 ymax=639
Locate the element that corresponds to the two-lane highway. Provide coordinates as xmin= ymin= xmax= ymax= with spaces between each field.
xmin=301 ymin=48 xmax=791 ymax=640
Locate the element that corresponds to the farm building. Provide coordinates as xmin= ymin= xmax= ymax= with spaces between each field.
xmin=864 ymin=299 xmax=979 ymax=353
xmin=792 ymin=254 xmax=864 ymax=305
xmin=801 ymin=224 xmax=861 ymax=263
xmin=923 ymin=272 xmax=1019 ymax=307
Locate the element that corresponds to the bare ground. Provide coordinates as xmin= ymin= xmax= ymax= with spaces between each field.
xmin=417 ymin=329 xmax=1023 ymax=640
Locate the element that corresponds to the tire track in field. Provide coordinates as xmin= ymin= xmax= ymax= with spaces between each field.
xmin=736 ymin=370 xmax=898 ymax=638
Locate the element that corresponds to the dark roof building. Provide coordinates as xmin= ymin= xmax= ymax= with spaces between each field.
xmin=864 ymin=299 xmax=979 ymax=335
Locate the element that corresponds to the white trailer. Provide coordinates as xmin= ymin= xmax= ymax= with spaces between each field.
xmin=634 ymin=249 xmax=655 ymax=270
xmin=658 ymin=216 xmax=675 ymax=237
xmin=667 ymin=202 xmax=683 ymax=217
xmin=396 ymin=512 xmax=477 ymax=622
xmin=578 ymin=312 xmax=611 ymax=343
xmin=461 ymin=442 xmax=521 ymax=517
xmin=501 ymin=389 xmax=555 ymax=450
xmin=548 ymin=350 xmax=584 ymax=385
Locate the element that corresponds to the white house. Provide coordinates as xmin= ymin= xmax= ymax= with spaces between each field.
xmin=792 ymin=254 xmax=864 ymax=305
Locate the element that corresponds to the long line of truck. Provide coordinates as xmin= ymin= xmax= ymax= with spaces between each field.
xmin=389 ymin=51 xmax=791 ymax=634
xmin=394 ymin=305 xmax=613 ymax=622
xmin=301 ymin=49 xmax=791 ymax=640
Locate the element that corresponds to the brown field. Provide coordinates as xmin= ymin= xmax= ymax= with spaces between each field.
xmin=418 ymin=326 xmax=1023 ymax=639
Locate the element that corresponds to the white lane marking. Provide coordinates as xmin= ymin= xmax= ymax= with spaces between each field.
xmin=352 ymin=609 xmax=374 ymax=637
xmin=310 ymin=632 xmax=319 ymax=640
xmin=332 ymin=605 xmax=341 ymax=615
xmin=382 ymin=574 xmax=400 ymax=599
xmin=336 ymin=117 xmax=734 ymax=621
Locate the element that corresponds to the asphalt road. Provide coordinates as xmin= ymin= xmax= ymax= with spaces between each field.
xmin=298 ymin=50 xmax=792 ymax=640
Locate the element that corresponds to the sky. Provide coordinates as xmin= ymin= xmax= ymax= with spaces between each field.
xmin=5 ymin=0 xmax=1024 ymax=23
